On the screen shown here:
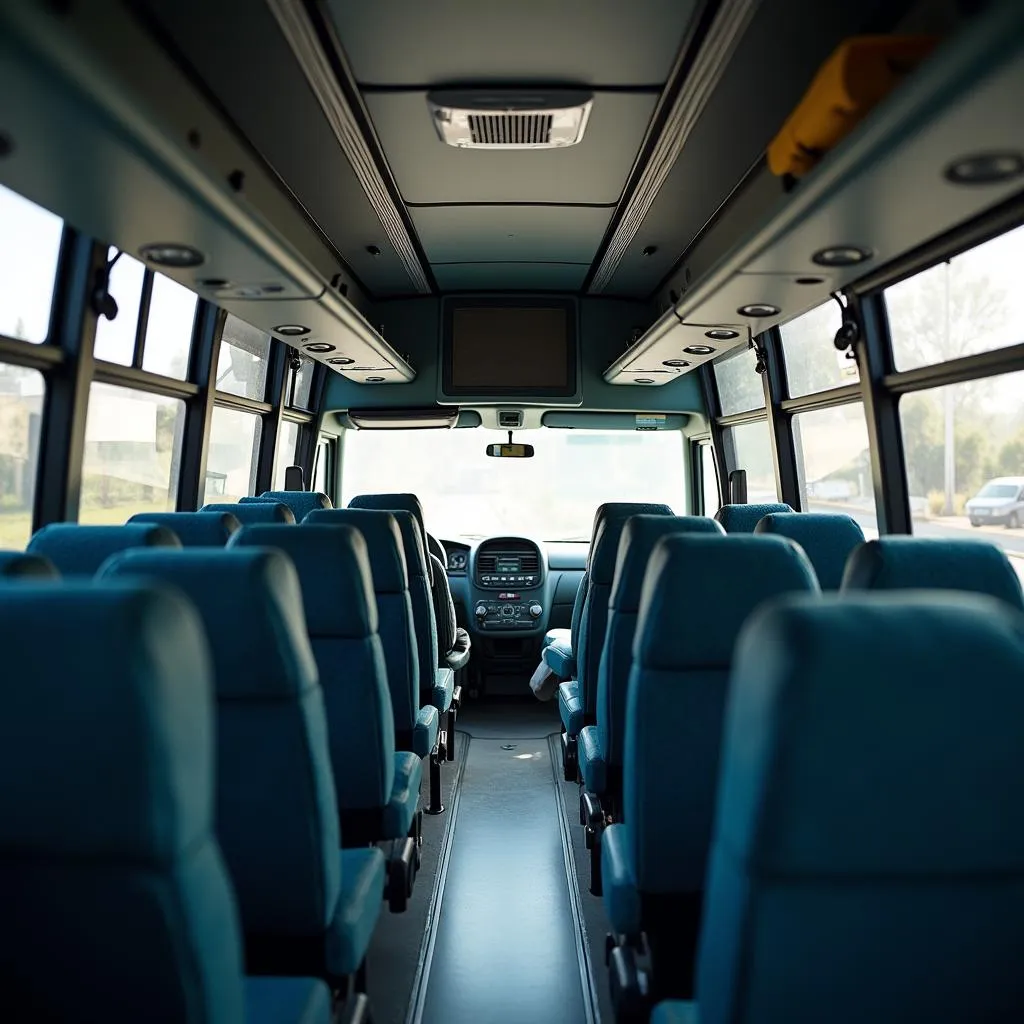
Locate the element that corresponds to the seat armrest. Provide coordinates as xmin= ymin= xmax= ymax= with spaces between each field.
xmin=543 ymin=627 xmax=571 ymax=649
xmin=543 ymin=638 xmax=576 ymax=679
xmin=602 ymin=824 xmax=642 ymax=936
xmin=432 ymin=667 xmax=455 ymax=712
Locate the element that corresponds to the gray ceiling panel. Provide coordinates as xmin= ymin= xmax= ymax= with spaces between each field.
xmin=366 ymin=92 xmax=659 ymax=206
xmin=432 ymin=263 xmax=590 ymax=292
xmin=411 ymin=206 xmax=613 ymax=264
xmin=140 ymin=0 xmax=419 ymax=296
xmin=602 ymin=0 xmax=904 ymax=296
xmin=325 ymin=0 xmax=700 ymax=86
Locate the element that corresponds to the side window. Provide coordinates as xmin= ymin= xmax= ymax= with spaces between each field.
xmin=0 ymin=363 xmax=45 ymax=548
xmin=727 ymin=420 xmax=778 ymax=502
xmin=699 ymin=442 xmax=720 ymax=517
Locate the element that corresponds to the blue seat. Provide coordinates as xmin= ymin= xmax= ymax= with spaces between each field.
xmin=99 ymin=548 xmax=386 ymax=980
xmin=242 ymin=490 xmax=332 ymax=520
xmin=842 ymin=536 xmax=1024 ymax=609
xmin=0 ymin=551 xmax=58 ymax=578
xmin=697 ymin=592 xmax=1024 ymax=1024
xmin=754 ymin=511 xmax=865 ymax=589
xmin=26 ymin=522 xmax=180 ymax=575
xmin=229 ymin=525 xmax=422 ymax=853
xmin=129 ymin=510 xmax=241 ymax=546
xmin=559 ymin=502 xmax=673 ymax=778
xmin=579 ymin=516 xmax=725 ymax=811
xmin=713 ymin=501 xmax=793 ymax=533
xmin=603 ymin=533 xmax=819 ymax=1004
xmin=304 ymin=508 xmax=440 ymax=761
xmin=0 ymin=581 xmax=330 ymax=1022
xmin=203 ymin=501 xmax=296 ymax=525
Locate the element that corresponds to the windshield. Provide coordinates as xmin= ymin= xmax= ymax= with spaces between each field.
xmin=977 ymin=483 xmax=1019 ymax=499
xmin=341 ymin=427 xmax=686 ymax=541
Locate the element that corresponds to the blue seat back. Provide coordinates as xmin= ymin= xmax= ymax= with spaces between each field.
xmin=627 ymin=534 xmax=819 ymax=895
xmin=26 ymin=523 xmax=181 ymax=575
xmin=348 ymin=492 xmax=426 ymax=546
xmin=0 ymin=552 xmax=58 ymax=578
xmin=842 ymin=537 xmax=1024 ymax=609
xmin=713 ymin=502 xmax=793 ymax=533
xmin=100 ymin=548 xmax=341 ymax=940
xmin=229 ymin=524 xmax=395 ymax=813
xmin=128 ymin=511 xmax=240 ymax=547
xmin=698 ymin=593 xmax=1024 ymax=1024
xmin=305 ymin=508 xmax=420 ymax=734
xmin=577 ymin=503 xmax=673 ymax=721
xmin=0 ymin=582 xmax=244 ymax=1021
xmin=241 ymin=490 xmax=332 ymax=520
xmin=202 ymin=501 xmax=295 ymax=525
xmin=598 ymin=516 xmax=725 ymax=771
xmin=754 ymin=512 xmax=865 ymax=590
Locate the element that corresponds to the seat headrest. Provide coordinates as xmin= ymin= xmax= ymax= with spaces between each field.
xmin=389 ymin=509 xmax=430 ymax=584
xmin=100 ymin=548 xmax=317 ymax=700
xmin=0 ymin=552 xmax=59 ymax=578
xmin=610 ymin=515 xmax=725 ymax=610
xmin=637 ymin=533 xmax=819 ymax=668
xmin=724 ymin=592 xmax=1024 ymax=874
xmin=0 ymin=582 xmax=212 ymax=861
xmin=754 ymin=512 xmax=865 ymax=590
xmin=128 ymin=511 xmax=240 ymax=547
xmin=303 ymin=508 xmax=408 ymax=592
xmin=589 ymin=503 xmax=674 ymax=579
xmin=241 ymin=491 xmax=332 ymax=519
xmin=26 ymin=523 xmax=181 ymax=575
xmin=842 ymin=537 xmax=1024 ymax=610
xmin=714 ymin=502 xmax=794 ymax=533
xmin=349 ymin=492 xmax=425 ymax=539
xmin=202 ymin=501 xmax=295 ymax=525
xmin=426 ymin=533 xmax=446 ymax=564
xmin=229 ymin=524 xmax=377 ymax=638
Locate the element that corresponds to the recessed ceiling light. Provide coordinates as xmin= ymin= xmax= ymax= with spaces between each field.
xmin=795 ymin=276 xmax=825 ymax=286
xmin=303 ymin=342 xmax=335 ymax=353
xmin=366 ymin=376 xmax=386 ymax=383
xmin=945 ymin=151 xmax=1024 ymax=186
xmin=684 ymin=344 xmax=716 ymax=355
xmin=737 ymin=303 xmax=781 ymax=318
xmin=274 ymin=324 xmax=310 ymax=337
xmin=327 ymin=356 xmax=354 ymax=365
xmin=198 ymin=278 xmax=230 ymax=288
xmin=634 ymin=378 xmax=655 ymax=384
xmin=704 ymin=329 xmax=739 ymax=341
xmin=139 ymin=243 xmax=204 ymax=268
xmin=811 ymin=246 xmax=872 ymax=268
xmin=662 ymin=359 xmax=690 ymax=368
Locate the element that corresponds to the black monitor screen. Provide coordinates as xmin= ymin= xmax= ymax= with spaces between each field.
xmin=445 ymin=302 xmax=575 ymax=395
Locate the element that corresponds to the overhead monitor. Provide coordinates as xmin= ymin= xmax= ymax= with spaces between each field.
xmin=439 ymin=298 xmax=580 ymax=404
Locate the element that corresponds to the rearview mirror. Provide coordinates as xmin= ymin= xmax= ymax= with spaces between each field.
xmin=486 ymin=443 xmax=535 ymax=458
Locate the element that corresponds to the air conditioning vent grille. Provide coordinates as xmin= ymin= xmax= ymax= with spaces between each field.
xmin=468 ymin=113 xmax=553 ymax=146
xmin=475 ymin=539 xmax=543 ymax=586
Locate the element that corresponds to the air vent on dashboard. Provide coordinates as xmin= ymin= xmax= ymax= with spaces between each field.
xmin=476 ymin=539 xmax=542 ymax=589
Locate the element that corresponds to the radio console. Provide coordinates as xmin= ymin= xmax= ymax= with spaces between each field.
xmin=474 ymin=592 xmax=543 ymax=631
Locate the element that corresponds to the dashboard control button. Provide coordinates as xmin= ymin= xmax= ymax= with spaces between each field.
xmin=529 ymin=603 xmax=543 ymax=618
xmin=474 ymin=603 xmax=488 ymax=620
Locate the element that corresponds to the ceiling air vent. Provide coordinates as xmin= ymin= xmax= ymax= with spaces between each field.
xmin=427 ymin=89 xmax=593 ymax=150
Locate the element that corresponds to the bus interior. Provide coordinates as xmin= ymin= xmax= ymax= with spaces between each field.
xmin=2 ymin=0 xmax=1024 ymax=1021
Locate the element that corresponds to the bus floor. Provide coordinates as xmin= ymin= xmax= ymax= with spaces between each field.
xmin=365 ymin=697 xmax=602 ymax=1024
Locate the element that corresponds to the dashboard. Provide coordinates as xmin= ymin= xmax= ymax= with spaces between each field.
xmin=438 ymin=536 xmax=587 ymax=639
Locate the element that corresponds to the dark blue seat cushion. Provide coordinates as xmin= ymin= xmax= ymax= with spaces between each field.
xmin=244 ymin=978 xmax=332 ymax=1024
xmin=383 ymin=752 xmax=422 ymax=839
xmin=713 ymin=502 xmax=793 ymax=533
xmin=27 ymin=523 xmax=180 ymax=576
xmin=754 ymin=512 xmax=865 ymax=590
xmin=841 ymin=536 xmax=1024 ymax=609
xmin=699 ymin=592 xmax=1024 ymax=1024
xmin=129 ymin=511 xmax=240 ymax=547
xmin=327 ymin=848 xmax=386 ymax=976
xmin=0 ymin=551 xmax=58 ymax=578
xmin=203 ymin=501 xmax=296 ymax=525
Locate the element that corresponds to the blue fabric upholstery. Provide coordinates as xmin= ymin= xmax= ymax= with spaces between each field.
xmin=348 ymin=492 xmax=426 ymax=547
xmin=242 ymin=491 xmax=333 ymax=520
xmin=433 ymin=666 xmax=455 ymax=714
xmin=578 ymin=725 xmax=606 ymax=794
xmin=0 ymin=581 xmax=246 ymax=1021
xmin=384 ymin=752 xmax=423 ymax=838
xmin=571 ymin=503 xmax=673 ymax=735
xmin=698 ymin=592 xmax=1024 ymax=1024
xmin=601 ymin=824 xmax=641 ymax=936
xmin=624 ymin=535 xmax=819 ymax=898
xmin=244 ymin=978 xmax=331 ymax=1024
xmin=414 ymin=705 xmax=440 ymax=759
xmin=229 ymin=525 xmax=397 ymax=822
xmin=842 ymin=536 xmax=1024 ymax=609
xmin=754 ymin=512 xmax=865 ymax=590
xmin=27 ymin=522 xmax=180 ymax=575
xmin=203 ymin=501 xmax=296 ymax=525
xmin=597 ymin=516 xmax=726 ymax=781
xmin=649 ymin=1002 xmax=697 ymax=1024
xmin=544 ymin=636 xmax=576 ymax=678
xmin=558 ymin=680 xmax=584 ymax=736
xmin=129 ymin=510 xmax=241 ymax=546
xmin=0 ymin=551 xmax=58 ymax=578
xmin=328 ymin=849 xmax=388 ymax=976
xmin=713 ymin=501 xmax=793 ymax=534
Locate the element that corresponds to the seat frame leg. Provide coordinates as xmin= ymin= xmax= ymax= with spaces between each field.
xmin=561 ymin=730 xmax=578 ymax=782
xmin=383 ymin=836 xmax=417 ymax=913
xmin=581 ymin=791 xmax=605 ymax=896
xmin=425 ymin=740 xmax=444 ymax=815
